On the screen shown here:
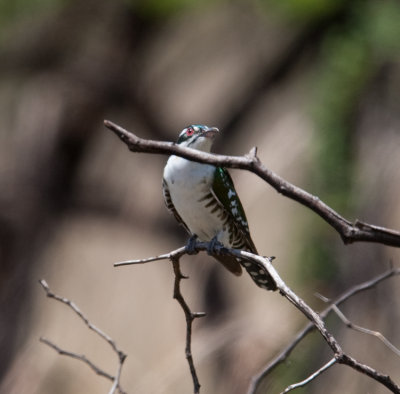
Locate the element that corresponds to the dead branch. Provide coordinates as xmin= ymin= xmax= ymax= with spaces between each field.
xmin=39 ymin=337 xmax=116 ymax=381
xmin=115 ymin=243 xmax=400 ymax=393
xmin=116 ymin=248 xmax=205 ymax=393
xmin=248 ymin=267 xmax=400 ymax=393
xmin=171 ymin=256 xmax=206 ymax=394
xmin=104 ymin=120 xmax=400 ymax=248
xmin=330 ymin=304 xmax=400 ymax=358
xmin=39 ymin=280 xmax=126 ymax=394
xmin=280 ymin=358 xmax=337 ymax=394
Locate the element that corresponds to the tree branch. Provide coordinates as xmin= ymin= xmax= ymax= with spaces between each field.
xmin=329 ymin=303 xmax=400 ymax=358
xmin=104 ymin=120 xmax=400 ymax=248
xmin=115 ymin=243 xmax=400 ymax=393
xmin=39 ymin=280 xmax=126 ymax=394
xmin=280 ymin=358 xmax=337 ymax=394
xmin=248 ymin=267 xmax=400 ymax=393
xmin=171 ymin=256 xmax=206 ymax=394
xmin=116 ymin=247 xmax=205 ymax=393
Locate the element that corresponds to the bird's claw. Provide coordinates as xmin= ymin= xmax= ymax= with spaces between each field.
xmin=186 ymin=235 xmax=198 ymax=255
xmin=207 ymin=236 xmax=222 ymax=256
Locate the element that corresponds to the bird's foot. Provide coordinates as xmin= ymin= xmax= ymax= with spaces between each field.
xmin=185 ymin=235 xmax=198 ymax=255
xmin=207 ymin=236 xmax=223 ymax=256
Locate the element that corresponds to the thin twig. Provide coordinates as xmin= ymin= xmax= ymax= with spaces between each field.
xmin=248 ymin=267 xmax=400 ymax=394
xmin=40 ymin=337 xmax=115 ymax=381
xmin=114 ymin=247 xmax=187 ymax=267
xmin=39 ymin=280 xmax=127 ymax=394
xmin=331 ymin=304 xmax=400 ymax=358
xmin=171 ymin=256 xmax=206 ymax=393
xmin=116 ymin=243 xmax=400 ymax=393
xmin=117 ymin=247 xmax=206 ymax=393
xmin=280 ymin=358 xmax=337 ymax=394
xmin=104 ymin=120 xmax=400 ymax=248
xmin=225 ymin=250 xmax=400 ymax=393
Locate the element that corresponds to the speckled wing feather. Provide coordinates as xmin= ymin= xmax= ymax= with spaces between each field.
xmin=211 ymin=167 xmax=276 ymax=290
xmin=211 ymin=167 xmax=257 ymax=252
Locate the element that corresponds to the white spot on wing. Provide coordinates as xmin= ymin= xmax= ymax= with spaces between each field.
xmin=250 ymin=271 xmax=258 ymax=276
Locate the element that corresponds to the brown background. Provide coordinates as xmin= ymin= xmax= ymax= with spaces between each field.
xmin=0 ymin=1 xmax=399 ymax=393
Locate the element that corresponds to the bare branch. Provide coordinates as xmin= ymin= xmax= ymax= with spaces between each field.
xmin=116 ymin=243 xmax=400 ymax=393
xmin=114 ymin=247 xmax=206 ymax=393
xmin=39 ymin=280 xmax=126 ymax=394
xmin=248 ymin=267 xmax=400 ymax=393
xmin=330 ymin=304 xmax=400 ymax=358
xmin=40 ymin=337 xmax=114 ymax=382
xmin=171 ymin=256 xmax=206 ymax=393
xmin=280 ymin=358 xmax=337 ymax=394
xmin=104 ymin=120 xmax=400 ymax=248
xmin=114 ymin=246 xmax=187 ymax=267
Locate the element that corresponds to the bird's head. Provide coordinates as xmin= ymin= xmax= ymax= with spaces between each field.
xmin=176 ymin=125 xmax=219 ymax=152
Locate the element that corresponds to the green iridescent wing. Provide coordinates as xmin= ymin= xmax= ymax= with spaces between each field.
xmin=211 ymin=167 xmax=276 ymax=290
xmin=211 ymin=167 xmax=257 ymax=253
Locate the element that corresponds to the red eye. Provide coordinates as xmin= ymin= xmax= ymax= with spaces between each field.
xmin=186 ymin=127 xmax=194 ymax=136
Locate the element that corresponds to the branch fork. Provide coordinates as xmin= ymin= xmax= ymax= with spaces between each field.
xmin=115 ymin=243 xmax=400 ymax=393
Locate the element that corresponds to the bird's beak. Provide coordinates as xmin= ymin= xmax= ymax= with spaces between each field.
xmin=203 ymin=126 xmax=219 ymax=138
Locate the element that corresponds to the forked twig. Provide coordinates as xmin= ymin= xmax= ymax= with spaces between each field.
xmin=331 ymin=304 xmax=400 ymax=358
xmin=115 ymin=244 xmax=400 ymax=393
xmin=39 ymin=280 xmax=126 ymax=394
xmin=116 ymin=248 xmax=205 ymax=393
xmin=248 ymin=267 xmax=400 ymax=393
xmin=171 ymin=256 xmax=206 ymax=393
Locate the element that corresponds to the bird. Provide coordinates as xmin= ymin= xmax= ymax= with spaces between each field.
xmin=162 ymin=124 xmax=276 ymax=291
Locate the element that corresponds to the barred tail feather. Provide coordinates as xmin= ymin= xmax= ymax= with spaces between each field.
xmin=240 ymin=259 xmax=276 ymax=291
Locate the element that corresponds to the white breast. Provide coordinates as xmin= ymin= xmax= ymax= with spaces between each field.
xmin=163 ymin=155 xmax=229 ymax=243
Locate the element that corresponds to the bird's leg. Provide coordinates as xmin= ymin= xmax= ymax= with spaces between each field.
xmin=185 ymin=234 xmax=198 ymax=255
xmin=207 ymin=236 xmax=223 ymax=256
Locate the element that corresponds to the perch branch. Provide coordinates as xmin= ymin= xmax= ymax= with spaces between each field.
xmin=39 ymin=280 xmax=126 ymax=394
xmin=115 ymin=247 xmax=205 ymax=393
xmin=115 ymin=243 xmax=400 ymax=393
xmin=104 ymin=120 xmax=400 ymax=248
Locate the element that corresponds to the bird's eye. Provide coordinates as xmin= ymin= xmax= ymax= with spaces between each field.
xmin=186 ymin=127 xmax=194 ymax=136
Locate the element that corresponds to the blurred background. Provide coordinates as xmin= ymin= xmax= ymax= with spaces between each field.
xmin=0 ymin=0 xmax=400 ymax=393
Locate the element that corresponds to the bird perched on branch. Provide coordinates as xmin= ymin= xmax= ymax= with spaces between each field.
xmin=162 ymin=125 xmax=276 ymax=291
